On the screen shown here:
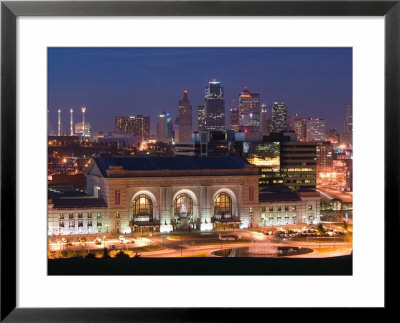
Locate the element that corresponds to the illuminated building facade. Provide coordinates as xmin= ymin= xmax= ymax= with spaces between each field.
xmin=344 ymin=104 xmax=353 ymax=134
xmin=243 ymin=142 xmax=282 ymax=189
xmin=84 ymin=156 xmax=259 ymax=233
xmin=205 ymin=80 xmax=225 ymax=130
xmin=259 ymin=187 xmax=321 ymax=226
xmin=280 ymin=142 xmax=317 ymax=190
xmin=74 ymin=122 xmax=92 ymax=137
xmin=239 ymin=89 xmax=261 ymax=133
xmin=316 ymin=141 xmax=333 ymax=175
xmin=197 ymin=105 xmax=206 ymax=131
xmin=176 ymin=90 xmax=193 ymax=142
xmin=260 ymin=105 xmax=269 ymax=134
xmin=156 ymin=112 xmax=174 ymax=143
xmin=115 ymin=115 xmax=150 ymax=140
xmin=270 ymin=102 xmax=288 ymax=133
xmin=325 ymin=129 xmax=340 ymax=145
xmin=340 ymin=133 xmax=352 ymax=148
xmin=293 ymin=114 xmax=307 ymax=142
xmin=306 ymin=118 xmax=325 ymax=142
xmin=229 ymin=108 xmax=240 ymax=132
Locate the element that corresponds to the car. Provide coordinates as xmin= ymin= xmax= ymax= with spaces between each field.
xmin=219 ymin=234 xmax=240 ymax=241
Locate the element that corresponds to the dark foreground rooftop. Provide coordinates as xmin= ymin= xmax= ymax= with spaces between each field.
xmin=48 ymin=255 xmax=352 ymax=275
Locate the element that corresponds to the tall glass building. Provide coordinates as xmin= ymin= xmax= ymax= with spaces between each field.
xmin=205 ymin=80 xmax=225 ymax=130
xmin=157 ymin=112 xmax=174 ymax=143
xmin=176 ymin=90 xmax=193 ymax=142
xmin=197 ymin=105 xmax=206 ymax=131
xmin=270 ymin=102 xmax=288 ymax=133
xmin=238 ymin=88 xmax=261 ymax=133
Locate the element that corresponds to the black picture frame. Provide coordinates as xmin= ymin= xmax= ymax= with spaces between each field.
xmin=1 ymin=0 xmax=397 ymax=321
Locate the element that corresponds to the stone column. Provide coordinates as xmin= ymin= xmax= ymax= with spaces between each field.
xmin=160 ymin=186 xmax=173 ymax=233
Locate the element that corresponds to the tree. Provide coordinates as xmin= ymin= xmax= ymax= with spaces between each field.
xmin=316 ymin=223 xmax=326 ymax=236
xmin=85 ymin=252 xmax=96 ymax=259
xmin=115 ymin=250 xmax=130 ymax=259
xmin=102 ymin=247 xmax=111 ymax=258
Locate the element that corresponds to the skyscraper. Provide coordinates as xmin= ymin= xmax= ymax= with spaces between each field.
xmin=260 ymin=104 xmax=268 ymax=134
xmin=197 ymin=105 xmax=206 ymax=131
xmin=306 ymin=118 xmax=326 ymax=142
xmin=176 ymin=90 xmax=193 ymax=142
xmin=205 ymin=80 xmax=225 ymax=130
xmin=115 ymin=115 xmax=150 ymax=140
xmin=229 ymin=108 xmax=239 ymax=132
xmin=238 ymin=88 xmax=261 ymax=133
xmin=270 ymin=102 xmax=288 ymax=133
xmin=293 ymin=114 xmax=307 ymax=142
xmin=157 ymin=112 xmax=174 ymax=143
xmin=344 ymin=104 xmax=353 ymax=134
xmin=316 ymin=141 xmax=333 ymax=175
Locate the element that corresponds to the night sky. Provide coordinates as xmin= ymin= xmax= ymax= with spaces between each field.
xmin=48 ymin=47 xmax=352 ymax=135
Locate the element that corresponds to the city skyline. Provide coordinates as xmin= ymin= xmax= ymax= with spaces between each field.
xmin=48 ymin=47 xmax=352 ymax=135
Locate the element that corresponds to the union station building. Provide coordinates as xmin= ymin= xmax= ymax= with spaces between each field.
xmin=48 ymin=156 xmax=321 ymax=236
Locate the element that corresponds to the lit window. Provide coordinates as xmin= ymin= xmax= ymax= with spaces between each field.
xmin=214 ymin=193 xmax=232 ymax=218
xmin=59 ymin=214 xmax=64 ymax=220
xmin=133 ymin=194 xmax=153 ymax=222
xmin=115 ymin=212 xmax=120 ymax=218
xmin=69 ymin=221 xmax=74 ymax=227
xmin=97 ymin=212 xmax=101 ymax=218
xmin=249 ymin=207 xmax=253 ymax=213
xmin=308 ymin=205 xmax=313 ymax=210
xmin=174 ymin=194 xmax=193 ymax=217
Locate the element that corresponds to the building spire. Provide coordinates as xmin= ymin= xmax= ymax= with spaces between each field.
xmin=182 ymin=89 xmax=189 ymax=102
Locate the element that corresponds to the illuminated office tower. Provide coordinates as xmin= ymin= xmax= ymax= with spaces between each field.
xmin=205 ymin=80 xmax=225 ymax=130
xmin=316 ymin=141 xmax=333 ymax=175
xmin=229 ymin=108 xmax=240 ymax=132
xmin=197 ymin=105 xmax=206 ymax=131
xmin=176 ymin=90 xmax=193 ymax=142
xmin=260 ymin=104 xmax=268 ymax=134
xmin=293 ymin=114 xmax=307 ymax=142
xmin=306 ymin=118 xmax=326 ymax=142
xmin=325 ymin=129 xmax=339 ymax=144
xmin=270 ymin=102 xmax=288 ymax=133
xmin=344 ymin=104 xmax=353 ymax=134
xmin=280 ymin=142 xmax=317 ymax=190
xmin=238 ymin=88 xmax=260 ymax=133
xmin=115 ymin=115 xmax=150 ymax=140
xmin=157 ymin=112 xmax=174 ymax=143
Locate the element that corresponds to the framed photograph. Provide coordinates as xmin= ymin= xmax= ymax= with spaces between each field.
xmin=1 ymin=0 xmax=397 ymax=320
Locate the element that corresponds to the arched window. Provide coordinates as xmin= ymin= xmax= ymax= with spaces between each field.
xmin=133 ymin=194 xmax=153 ymax=222
xmin=214 ymin=193 xmax=232 ymax=218
xmin=174 ymin=193 xmax=193 ymax=217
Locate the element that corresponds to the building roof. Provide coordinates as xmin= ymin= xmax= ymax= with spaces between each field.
xmin=51 ymin=198 xmax=108 ymax=209
xmin=259 ymin=191 xmax=301 ymax=202
xmin=92 ymin=156 xmax=251 ymax=177
xmin=48 ymin=186 xmax=87 ymax=199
